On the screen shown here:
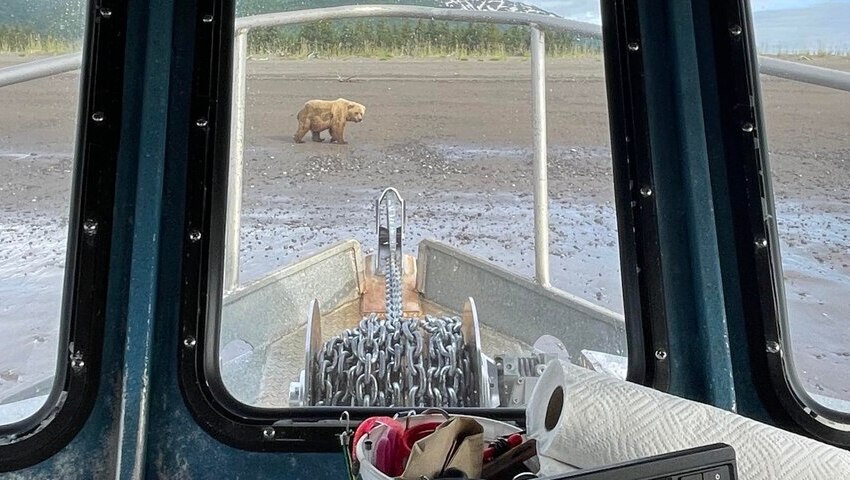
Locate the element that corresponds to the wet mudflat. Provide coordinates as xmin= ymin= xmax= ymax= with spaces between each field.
xmin=1 ymin=55 xmax=849 ymax=407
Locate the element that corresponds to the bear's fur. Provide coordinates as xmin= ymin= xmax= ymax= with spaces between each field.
xmin=293 ymin=98 xmax=365 ymax=144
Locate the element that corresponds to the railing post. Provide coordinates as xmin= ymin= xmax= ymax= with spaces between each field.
xmin=530 ymin=25 xmax=551 ymax=287
xmin=224 ymin=29 xmax=249 ymax=294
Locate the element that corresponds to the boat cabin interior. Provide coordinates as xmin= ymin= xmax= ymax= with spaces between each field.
xmin=1 ymin=0 xmax=849 ymax=478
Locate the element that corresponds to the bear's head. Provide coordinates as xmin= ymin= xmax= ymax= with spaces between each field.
xmin=346 ymin=101 xmax=365 ymax=123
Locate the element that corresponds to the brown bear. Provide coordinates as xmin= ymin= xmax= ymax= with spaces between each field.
xmin=293 ymin=98 xmax=365 ymax=145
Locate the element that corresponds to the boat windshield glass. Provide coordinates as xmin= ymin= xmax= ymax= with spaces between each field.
xmin=216 ymin=1 xmax=629 ymax=410
xmin=753 ymin=2 xmax=850 ymax=413
xmin=0 ymin=1 xmax=87 ymax=427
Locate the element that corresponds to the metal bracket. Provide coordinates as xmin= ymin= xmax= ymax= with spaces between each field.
xmin=374 ymin=187 xmax=405 ymax=276
xmin=290 ymin=299 xmax=322 ymax=407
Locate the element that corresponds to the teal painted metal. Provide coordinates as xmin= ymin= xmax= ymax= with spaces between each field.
xmin=3 ymin=0 xmax=344 ymax=477
xmin=635 ymin=0 xmax=737 ymax=408
xmin=3 ymin=0 xmax=806 ymax=477
xmin=116 ymin=0 xmax=175 ymax=475
xmin=687 ymin=0 xmax=775 ymax=422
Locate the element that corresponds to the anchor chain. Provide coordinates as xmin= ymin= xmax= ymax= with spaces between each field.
xmin=384 ymin=195 xmax=403 ymax=322
xmin=313 ymin=314 xmax=474 ymax=407
xmin=311 ymin=188 xmax=476 ymax=407
xmin=384 ymin=257 xmax=403 ymax=323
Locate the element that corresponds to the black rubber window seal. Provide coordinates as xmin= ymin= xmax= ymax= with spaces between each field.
xmin=178 ymin=0 xmax=660 ymax=452
xmin=0 ymin=0 xmax=125 ymax=471
xmin=708 ymin=0 xmax=850 ymax=447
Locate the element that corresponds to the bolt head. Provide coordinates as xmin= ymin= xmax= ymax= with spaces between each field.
xmin=262 ymin=426 xmax=275 ymax=439
xmin=729 ymin=25 xmax=742 ymax=36
xmin=92 ymin=112 xmax=105 ymax=122
xmin=741 ymin=122 xmax=754 ymax=133
xmin=99 ymin=8 xmax=113 ymax=18
xmin=755 ymin=237 xmax=768 ymax=248
xmin=627 ymin=42 xmax=640 ymax=52
xmin=188 ymin=230 xmax=202 ymax=242
xmin=183 ymin=336 xmax=197 ymax=348
xmin=766 ymin=341 xmax=780 ymax=354
xmin=70 ymin=354 xmax=85 ymax=371
xmin=202 ymin=14 xmax=214 ymax=23
xmin=655 ymin=349 xmax=668 ymax=360
xmin=83 ymin=219 xmax=98 ymax=236
xmin=196 ymin=118 xmax=208 ymax=127
xmin=639 ymin=186 xmax=653 ymax=198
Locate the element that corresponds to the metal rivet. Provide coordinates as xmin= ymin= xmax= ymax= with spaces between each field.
xmin=639 ymin=186 xmax=653 ymax=198
xmin=183 ymin=336 xmax=197 ymax=348
xmin=202 ymin=14 xmax=214 ymax=23
xmin=70 ymin=353 xmax=85 ymax=371
xmin=188 ymin=230 xmax=202 ymax=242
xmin=766 ymin=341 xmax=780 ymax=354
xmin=83 ymin=219 xmax=98 ymax=236
xmin=741 ymin=122 xmax=754 ymax=133
xmin=99 ymin=8 xmax=113 ymax=18
xmin=512 ymin=398 xmax=519 ymax=404
xmin=627 ymin=42 xmax=640 ymax=52
xmin=755 ymin=237 xmax=768 ymax=248
xmin=517 ymin=378 xmax=524 ymax=385
xmin=729 ymin=25 xmax=742 ymax=36
xmin=262 ymin=426 xmax=275 ymax=439
xmin=196 ymin=118 xmax=208 ymax=127
xmin=92 ymin=112 xmax=105 ymax=122
xmin=655 ymin=349 xmax=667 ymax=360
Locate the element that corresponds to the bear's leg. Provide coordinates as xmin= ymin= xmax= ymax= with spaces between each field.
xmin=293 ymin=124 xmax=309 ymax=143
xmin=293 ymin=117 xmax=311 ymax=143
xmin=329 ymin=123 xmax=347 ymax=144
xmin=311 ymin=130 xmax=323 ymax=142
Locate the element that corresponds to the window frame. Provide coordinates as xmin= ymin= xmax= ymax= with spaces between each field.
xmin=176 ymin=0 xmax=850 ymax=453
xmin=177 ymin=0 xmax=658 ymax=452
xmin=0 ymin=0 xmax=126 ymax=470
xmin=601 ymin=0 xmax=670 ymax=391
xmin=709 ymin=0 xmax=850 ymax=446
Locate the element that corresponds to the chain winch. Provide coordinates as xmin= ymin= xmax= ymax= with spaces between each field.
xmin=289 ymin=188 xmax=563 ymax=409
xmin=310 ymin=188 xmax=479 ymax=407
xmin=311 ymin=313 xmax=476 ymax=407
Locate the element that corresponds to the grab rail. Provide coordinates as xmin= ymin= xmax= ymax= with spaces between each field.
xmin=2 ymin=5 xmax=848 ymax=293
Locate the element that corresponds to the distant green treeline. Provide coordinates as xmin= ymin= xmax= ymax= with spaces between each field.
xmin=0 ymin=25 xmax=74 ymax=54
xmin=0 ymin=19 xmax=601 ymax=58
xmin=248 ymin=20 xmax=601 ymax=58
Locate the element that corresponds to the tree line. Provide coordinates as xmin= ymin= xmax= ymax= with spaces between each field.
xmin=248 ymin=20 xmax=601 ymax=58
xmin=0 ymin=25 xmax=73 ymax=54
xmin=1 ymin=18 xmax=602 ymax=58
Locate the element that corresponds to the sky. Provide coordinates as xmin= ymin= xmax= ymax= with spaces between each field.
xmin=533 ymin=0 xmax=850 ymax=25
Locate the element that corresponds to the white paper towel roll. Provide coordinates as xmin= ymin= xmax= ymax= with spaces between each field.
xmin=526 ymin=358 xmax=572 ymax=459
xmin=526 ymin=359 xmax=850 ymax=479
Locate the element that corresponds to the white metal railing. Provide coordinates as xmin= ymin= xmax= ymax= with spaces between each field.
xmin=2 ymin=6 xmax=850 ymax=293
xmin=224 ymin=5 xmax=609 ymax=291
xmin=0 ymin=52 xmax=82 ymax=87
